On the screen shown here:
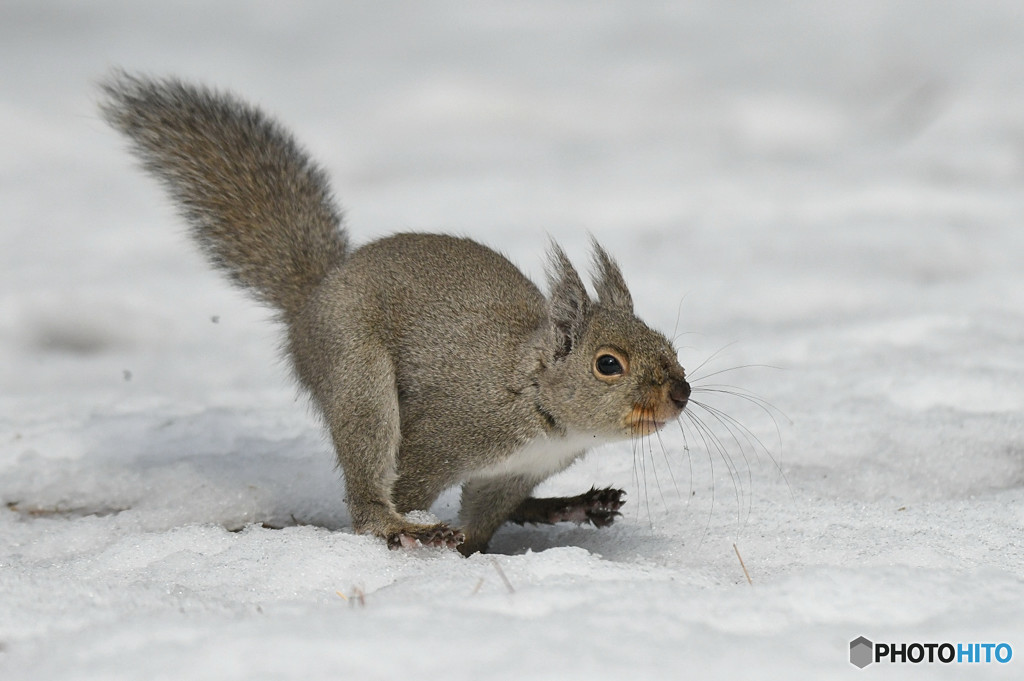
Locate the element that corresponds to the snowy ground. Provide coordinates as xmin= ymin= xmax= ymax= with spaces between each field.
xmin=2 ymin=1 xmax=1023 ymax=679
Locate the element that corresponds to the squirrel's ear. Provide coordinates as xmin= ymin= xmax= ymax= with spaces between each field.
xmin=546 ymin=243 xmax=591 ymax=359
xmin=590 ymin=238 xmax=634 ymax=312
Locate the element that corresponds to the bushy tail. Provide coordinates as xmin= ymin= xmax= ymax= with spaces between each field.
xmin=99 ymin=71 xmax=349 ymax=316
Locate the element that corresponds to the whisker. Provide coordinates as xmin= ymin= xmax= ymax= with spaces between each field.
xmin=682 ymin=420 xmax=695 ymax=505
xmin=691 ymin=385 xmax=789 ymax=481
xmin=676 ymin=413 xmax=716 ymax=548
xmin=686 ymin=341 xmax=741 ymax=381
xmin=691 ymin=398 xmax=791 ymax=495
xmin=671 ymin=293 xmax=687 ymax=343
xmin=645 ymin=429 xmax=665 ymax=514
xmin=688 ymin=401 xmax=755 ymax=526
xmin=689 ymin=363 xmax=785 ymax=383
xmin=630 ymin=413 xmax=642 ymax=523
xmin=690 ymin=401 xmax=754 ymax=492
xmin=644 ymin=398 xmax=671 ymax=514
xmin=671 ymin=412 xmax=696 ymax=507
xmin=642 ymin=397 xmax=660 ymax=526
xmin=685 ymin=409 xmax=741 ymax=493
xmin=631 ymin=409 xmax=653 ymax=528
xmin=691 ymin=384 xmax=791 ymax=425
xmin=653 ymin=419 xmax=680 ymax=498
xmin=684 ymin=408 xmax=744 ymax=525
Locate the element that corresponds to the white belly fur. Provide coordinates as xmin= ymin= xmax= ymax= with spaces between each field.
xmin=472 ymin=431 xmax=612 ymax=480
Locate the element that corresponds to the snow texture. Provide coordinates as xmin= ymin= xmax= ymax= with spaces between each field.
xmin=2 ymin=1 xmax=1023 ymax=679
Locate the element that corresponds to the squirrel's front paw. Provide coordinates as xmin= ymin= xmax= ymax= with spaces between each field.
xmin=387 ymin=524 xmax=465 ymax=550
xmin=574 ymin=486 xmax=626 ymax=527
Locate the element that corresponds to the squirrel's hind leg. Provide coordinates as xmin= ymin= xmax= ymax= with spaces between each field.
xmin=312 ymin=335 xmax=463 ymax=550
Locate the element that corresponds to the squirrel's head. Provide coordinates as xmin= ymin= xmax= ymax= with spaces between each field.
xmin=535 ymin=239 xmax=690 ymax=440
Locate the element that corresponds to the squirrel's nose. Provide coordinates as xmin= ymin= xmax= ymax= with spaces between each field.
xmin=669 ymin=380 xmax=691 ymax=410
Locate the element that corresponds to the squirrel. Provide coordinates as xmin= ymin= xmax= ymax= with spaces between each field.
xmin=99 ymin=71 xmax=691 ymax=555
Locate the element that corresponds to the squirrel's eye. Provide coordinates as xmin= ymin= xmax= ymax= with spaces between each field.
xmin=595 ymin=354 xmax=624 ymax=376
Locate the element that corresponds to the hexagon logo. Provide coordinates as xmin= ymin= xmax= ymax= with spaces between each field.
xmin=850 ymin=636 xmax=874 ymax=668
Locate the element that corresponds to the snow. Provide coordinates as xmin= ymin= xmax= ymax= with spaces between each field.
xmin=2 ymin=1 xmax=1023 ymax=678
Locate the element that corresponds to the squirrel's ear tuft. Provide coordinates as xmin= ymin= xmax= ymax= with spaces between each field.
xmin=546 ymin=243 xmax=591 ymax=359
xmin=590 ymin=238 xmax=634 ymax=312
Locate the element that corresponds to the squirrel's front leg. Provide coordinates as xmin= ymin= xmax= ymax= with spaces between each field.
xmin=509 ymin=487 xmax=626 ymax=528
xmin=458 ymin=475 xmax=542 ymax=555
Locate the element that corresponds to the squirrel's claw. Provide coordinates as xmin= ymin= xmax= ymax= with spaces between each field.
xmin=387 ymin=524 xmax=465 ymax=550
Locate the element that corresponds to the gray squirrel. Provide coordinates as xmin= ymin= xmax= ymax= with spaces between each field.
xmin=99 ymin=72 xmax=691 ymax=555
